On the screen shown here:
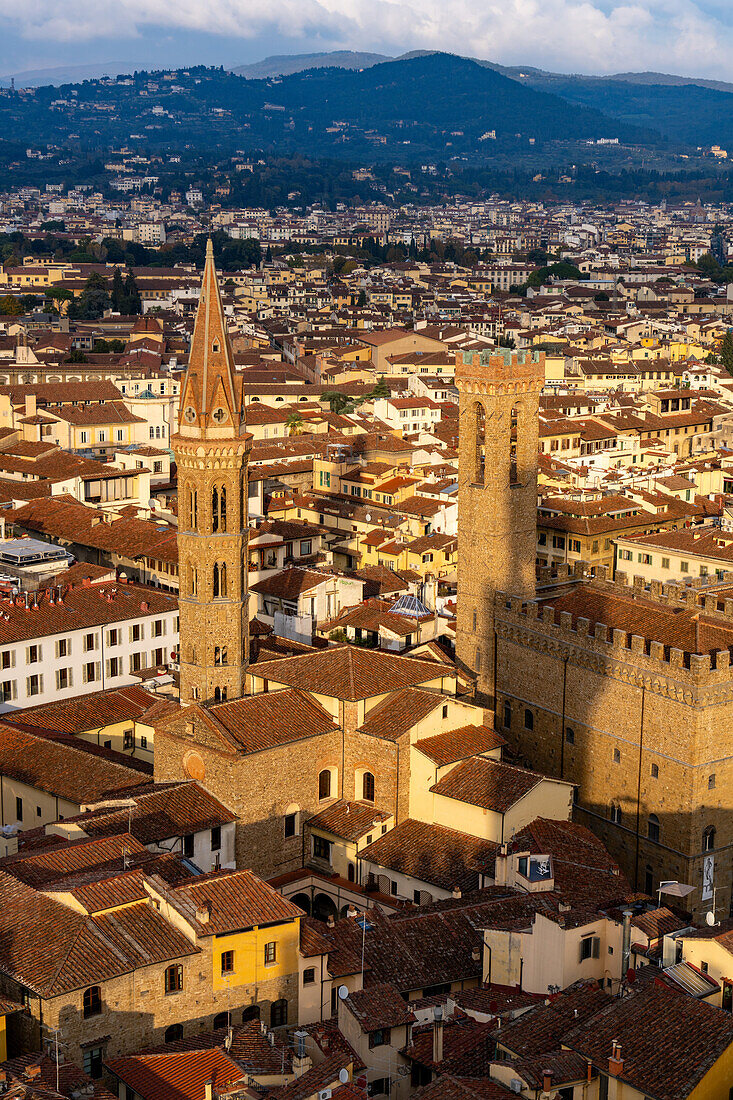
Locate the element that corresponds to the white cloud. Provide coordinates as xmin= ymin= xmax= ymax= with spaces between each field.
xmin=1 ymin=0 xmax=732 ymax=77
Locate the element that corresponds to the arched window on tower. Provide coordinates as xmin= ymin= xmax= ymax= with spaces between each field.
xmin=212 ymin=485 xmax=227 ymax=533
xmin=190 ymin=567 xmax=198 ymax=597
xmin=474 ymin=403 xmax=485 ymax=485
xmin=703 ymin=825 xmax=716 ymax=851
xmin=509 ymin=405 xmax=519 ymax=485
xmin=213 ymin=562 xmax=227 ymax=598
xmin=189 ymin=488 xmax=198 ymax=530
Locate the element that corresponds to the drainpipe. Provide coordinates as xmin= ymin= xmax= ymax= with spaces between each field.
xmin=621 ymin=909 xmax=632 ymax=987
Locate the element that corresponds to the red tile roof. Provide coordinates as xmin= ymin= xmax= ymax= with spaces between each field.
xmin=252 ymin=645 xmax=449 ymax=701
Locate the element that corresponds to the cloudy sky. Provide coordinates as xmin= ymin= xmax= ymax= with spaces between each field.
xmin=0 ymin=0 xmax=732 ymax=81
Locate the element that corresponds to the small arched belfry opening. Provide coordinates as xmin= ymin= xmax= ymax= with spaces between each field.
xmin=509 ymin=404 xmax=520 ymax=485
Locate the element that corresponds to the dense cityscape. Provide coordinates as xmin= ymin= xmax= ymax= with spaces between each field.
xmin=0 ymin=41 xmax=730 ymax=1100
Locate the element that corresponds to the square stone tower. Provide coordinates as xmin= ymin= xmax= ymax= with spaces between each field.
xmin=172 ymin=240 xmax=252 ymax=705
xmin=455 ymin=347 xmax=544 ymax=705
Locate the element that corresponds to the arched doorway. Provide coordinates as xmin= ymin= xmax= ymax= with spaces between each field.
xmin=242 ymin=1004 xmax=260 ymax=1022
xmin=291 ymin=892 xmax=311 ymax=916
xmin=313 ymin=892 xmax=338 ymax=922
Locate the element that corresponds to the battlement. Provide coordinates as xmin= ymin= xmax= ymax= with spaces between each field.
xmin=456 ymin=347 xmax=545 ymax=390
xmin=495 ymin=562 xmax=733 ymax=685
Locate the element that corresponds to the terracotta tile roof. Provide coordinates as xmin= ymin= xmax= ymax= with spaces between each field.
xmin=0 ymin=576 xmax=177 ymax=645
xmin=47 ymin=401 xmax=145 ymax=426
xmin=70 ymin=868 xmax=149 ymax=914
xmin=106 ymin=1049 xmax=245 ymax=1100
xmin=451 ymin=984 xmax=539 ymax=1016
xmin=430 ymin=758 xmax=547 ymax=812
xmin=631 ymin=906 xmax=686 ymax=941
xmin=0 ymin=382 xmax=124 ymax=406
xmin=187 ymin=689 xmax=339 ymax=753
xmin=269 ymin=1052 xmax=355 ymax=1100
xmin=170 ymin=868 xmax=304 ymax=934
xmin=360 ymin=819 xmax=496 ymax=895
xmin=253 ymin=645 xmax=449 ymax=701
xmin=0 ymin=871 xmax=198 ymax=996
xmin=133 ymin=1020 xmax=293 ymax=1073
xmin=65 ymin=781 xmax=236 ymax=846
xmin=510 ymin=818 xmax=630 ymax=910
xmin=1 ymin=1053 xmax=117 ymax=1100
xmin=357 ymin=688 xmax=448 ymax=741
xmin=495 ymin=981 xmax=611 ymax=1057
xmin=4 ymin=832 xmax=149 ymax=888
xmin=412 ymin=1075 xmax=512 ymax=1100
xmin=343 ymin=982 xmax=415 ymax=1032
xmin=8 ymin=498 xmax=180 ymax=564
xmin=0 ymin=723 xmax=151 ymax=805
xmin=511 ymin=1050 xmax=591 ymax=1089
xmin=308 ymin=800 xmax=392 ymax=842
xmin=563 ymin=980 xmax=733 ymax=1100
xmin=543 ymin=585 xmax=733 ymax=655
xmin=405 ymin=1016 xmax=494 ymax=1075
xmin=250 ymin=566 xmax=328 ymax=598
xmin=300 ymin=917 xmax=331 ymax=958
xmin=15 ymin=684 xmax=156 ymax=736
xmin=415 ymin=725 xmax=506 ymax=765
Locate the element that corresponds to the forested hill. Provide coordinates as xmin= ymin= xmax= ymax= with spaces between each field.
xmin=0 ymin=53 xmax=659 ymax=162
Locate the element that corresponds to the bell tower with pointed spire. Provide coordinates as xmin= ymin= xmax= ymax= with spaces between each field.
xmin=173 ymin=240 xmax=251 ymax=705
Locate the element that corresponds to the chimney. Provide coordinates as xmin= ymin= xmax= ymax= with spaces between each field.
xmin=494 ymin=843 xmax=508 ymax=886
xmin=451 ymin=885 xmax=462 ymax=899
xmin=196 ymin=902 xmax=211 ymax=924
xmin=347 ymin=904 xmax=358 ymax=919
xmin=327 ymin=914 xmax=335 ymax=928
xmin=542 ymin=1070 xmax=552 ymax=1094
xmin=432 ymin=1006 xmax=444 ymax=1065
xmin=204 ymin=1081 xmax=213 ymax=1100
xmin=25 ymin=394 xmax=36 ymax=419
xmin=609 ymin=1040 xmax=624 ymax=1076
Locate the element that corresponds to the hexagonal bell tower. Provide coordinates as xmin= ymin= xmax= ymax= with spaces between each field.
xmin=455 ymin=347 xmax=544 ymax=706
xmin=172 ymin=239 xmax=251 ymax=706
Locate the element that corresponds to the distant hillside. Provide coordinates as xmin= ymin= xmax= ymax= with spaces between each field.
xmin=261 ymin=53 xmax=656 ymax=147
xmin=606 ymin=71 xmax=733 ymax=95
xmin=0 ymin=63 xmax=119 ymax=88
xmin=514 ymin=72 xmax=733 ymax=147
xmin=0 ymin=54 xmax=658 ymax=162
xmin=231 ymin=51 xmax=391 ymax=79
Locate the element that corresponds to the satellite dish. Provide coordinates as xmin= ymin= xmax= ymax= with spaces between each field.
xmin=365 ymin=513 xmax=371 ymax=522
xmin=339 ymin=1069 xmax=349 ymax=1084
xmin=706 ymin=909 xmax=717 ymax=926
xmin=338 ymin=985 xmax=349 ymax=1000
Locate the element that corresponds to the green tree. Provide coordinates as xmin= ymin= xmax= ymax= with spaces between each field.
xmin=111 ymin=269 xmax=125 ymax=312
xmin=369 ymin=376 xmax=390 ymax=400
xmin=123 ymin=271 xmax=142 ymax=315
xmin=0 ymin=295 xmax=23 ymax=315
xmin=67 ymin=273 xmax=110 ymax=320
xmin=720 ymin=331 xmax=733 ymax=375
xmin=286 ymin=411 xmax=306 ymax=436
xmin=66 ymin=348 xmax=88 ymax=363
xmin=320 ymin=391 xmax=354 ymax=415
